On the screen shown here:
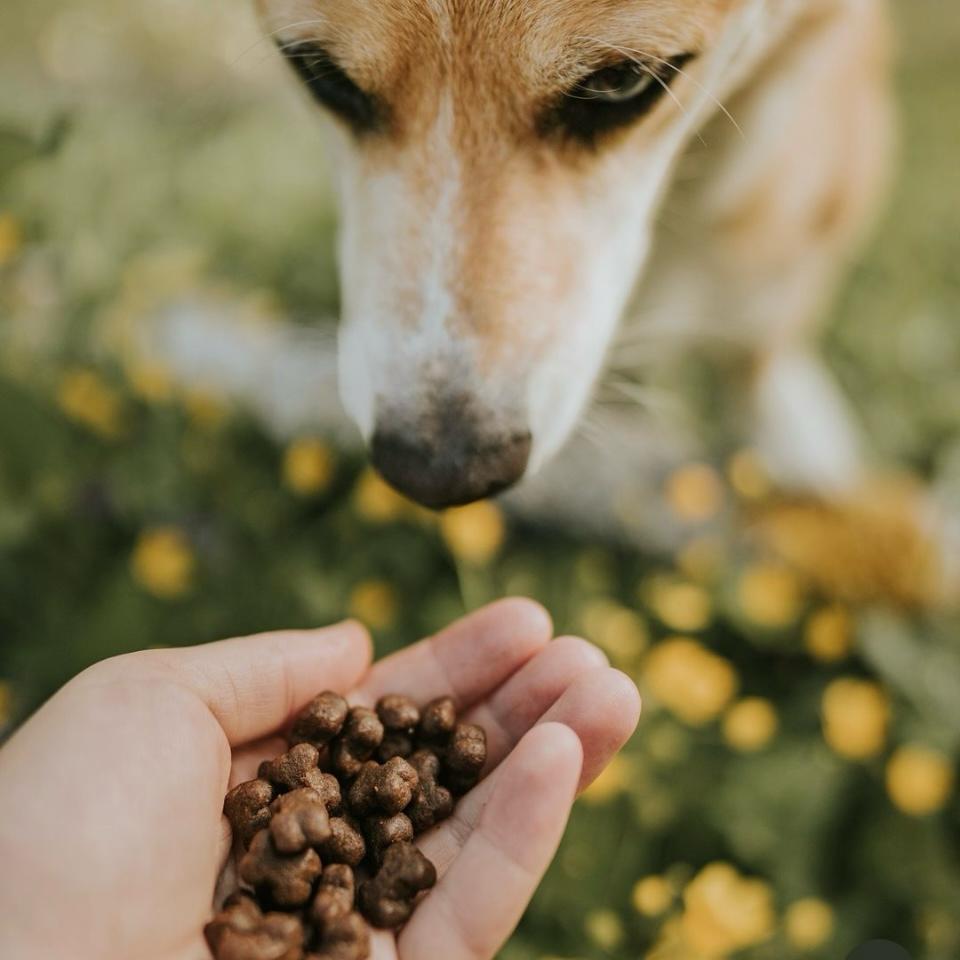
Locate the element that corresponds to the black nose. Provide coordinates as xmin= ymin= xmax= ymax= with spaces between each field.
xmin=371 ymin=428 xmax=532 ymax=510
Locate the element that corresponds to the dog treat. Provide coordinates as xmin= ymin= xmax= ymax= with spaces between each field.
xmin=224 ymin=779 xmax=276 ymax=849
xmin=348 ymin=757 xmax=419 ymax=816
xmin=205 ymin=893 xmax=305 ymax=960
xmin=443 ymin=723 xmax=487 ymax=795
xmin=209 ymin=691 xmax=488 ymax=959
xmin=291 ymin=691 xmax=350 ymax=750
xmin=376 ymin=694 xmax=420 ymax=732
xmin=330 ymin=707 xmax=384 ymax=779
xmin=405 ymin=750 xmax=454 ymax=833
xmin=418 ymin=696 xmax=457 ymax=744
xmin=320 ymin=816 xmax=367 ymax=867
xmin=270 ymin=788 xmax=332 ymax=855
xmin=364 ymin=812 xmax=414 ymax=865
xmin=240 ymin=830 xmax=323 ymax=908
xmin=359 ymin=842 xmax=438 ymax=929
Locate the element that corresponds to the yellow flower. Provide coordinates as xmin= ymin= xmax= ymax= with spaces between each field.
xmin=183 ymin=389 xmax=228 ymax=430
xmin=680 ymin=863 xmax=776 ymax=958
xmin=353 ymin=468 xmax=410 ymax=523
xmin=736 ymin=564 xmax=803 ymax=630
xmin=585 ymin=909 xmax=625 ymax=951
xmin=886 ymin=745 xmax=955 ymax=816
xmin=0 ymin=680 xmax=13 ymax=728
xmin=581 ymin=600 xmax=649 ymax=664
xmin=283 ymin=438 xmax=335 ymax=497
xmin=127 ymin=363 xmax=175 ymax=404
xmin=0 ymin=212 xmax=24 ymax=265
xmin=131 ymin=527 xmax=195 ymax=600
xmin=665 ymin=464 xmax=724 ymax=523
xmin=57 ymin=369 xmax=123 ymax=439
xmin=676 ymin=537 xmax=725 ymax=584
xmin=647 ymin=578 xmax=712 ymax=633
xmin=440 ymin=501 xmax=506 ymax=565
xmin=727 ymin=450 xmax=771 ymax=502
xmin=581 ymin=754 xmax=632 ymax=805
xmin=722 ymin=698 xmax=779 ymax=753
xmin=633 ymin=876 xmax=675 ymax=917
xmin=784 ymin=898 xmax=835 ymax=950
xmin=348 ymin=579 xmax=399 ymax=631
xmin=805 ymin=605 xmax=853 ymax=663
xmin=822 ymin=678 xmax=889 ymax=760
xmin=644 ymin=639 xmax=738 ymax=727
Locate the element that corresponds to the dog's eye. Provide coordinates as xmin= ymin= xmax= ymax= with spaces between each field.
xmin=278 ymin=42 xmax=381 ymax=134
xmin=543 ymin=53 xmax=694 ymax=144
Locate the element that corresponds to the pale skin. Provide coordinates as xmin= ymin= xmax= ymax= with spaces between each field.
xmin=0 ymin=598 xmax=641 ymax=960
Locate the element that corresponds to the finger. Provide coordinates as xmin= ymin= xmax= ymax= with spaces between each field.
xmin=463 ymin=636 xmax=609 ymax=771
xmin=354 ymin=598 xmax=552 ymax=710
xmin=399 ymin=723 xmax=582 ymax=960
xmin=90 ymin=622 xmax=373 ymax=746
xmin=418 ymin=666 xmax=640 ymax=876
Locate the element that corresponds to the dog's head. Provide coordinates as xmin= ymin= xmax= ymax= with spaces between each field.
xmin=258 ymin=0 xmax=757 ymax=507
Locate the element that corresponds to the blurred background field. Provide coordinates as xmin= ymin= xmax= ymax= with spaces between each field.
xmin=1 ymin=2 xmax=960 ymax=959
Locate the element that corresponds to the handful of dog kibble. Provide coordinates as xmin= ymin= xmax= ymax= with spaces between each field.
xmin=208 ymin=691 xmax=487 ymax=960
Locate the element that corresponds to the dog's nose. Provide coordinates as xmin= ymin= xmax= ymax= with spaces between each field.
xmin=371 ymin=427 xmax=532 ymax=510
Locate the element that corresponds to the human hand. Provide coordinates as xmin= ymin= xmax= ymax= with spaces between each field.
xmin=0 ymin=599 xmax=640 ymax=960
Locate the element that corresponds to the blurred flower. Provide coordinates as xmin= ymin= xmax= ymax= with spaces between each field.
xmin=804 ymin=605 xmax=853 ymax=663
xmin=348 ymin=579 xmax=399 ymax=631
xmin=581 ymin=754 xmax=632 ymax=805
xmin=283 ymin=438 xmax=334 ymax=497
xmin=633 ymin=875 xmax=675 ymax=917
xmin=0 ymin=680 xmax=13 ymax=729
xmin=353 ymin=469 xmax=410 ymax=523
xmin=644 ymin=639 xmax=738 ymax=727
xmin=648 ymin=863 xmax=775 ymax=959
xmin=722 ymin=698 xmax=779 ymax=753
xmin=183 ymin=388 xmax=228 ymax=430
xmin=665 ymin=464 xmax=724 ymax=523
xmin=676 ymin=537 xmax=725 ymax=583
xmin=127 ymin=362 xmax=175 ymax=404
xmin=131 ymin=527 xmax=195 ymax=600
xmin=784 ymin=898 xmax=835 ymax=950
xmin=57 ymin=369 xmax=124 ymax=439
xmin=581 ymin=600 xmax=649 ymax=665
xmin=647 ymin=578 xmax=712 ymax=633
xmin=0 ymin=213 xmax=24 ymax=266
xmin=736 ymin=563 xmax=803 ymax=630
xmin=440 ymin=501 xmax=505 ymax=565
xmin=822 ymin=678 xmax=889 ymax=760
xmin=726 ymin=450 xmax=771 ymax=502
xmin=885 ymin=745 xmax=955 ymax=816
xmin=585 ymin=909 xmax=625 ymax=951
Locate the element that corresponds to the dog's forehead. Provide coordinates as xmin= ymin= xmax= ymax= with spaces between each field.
xmin=262 ymin=0 xmax=730 ymax=87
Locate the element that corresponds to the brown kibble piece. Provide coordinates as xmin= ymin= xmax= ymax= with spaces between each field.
xmin=376 ymin=694 xmax=420 ymax=732
xmin=359 ymin=842 xmax=437 ymax=929
xmin=205 ymin=892 xmax=305 ymax=960
xmin=364 ymin=813 xmax=414 ymax=865
xmin=418 ymin=697 xmax=457 ymax=745
xmin=348 ymin=758 xmax=419 ymax=816
xmin=291 ymin=691 xmax=349 ymax=749
xmin=376 ymin=731 xmax=414 ymax=763
xmin=260 ymin=744 xmax=341 ymax=811
xmin=270 ymin=788 xmax=332 ymax=854
xmin=240 ymin=829 xmax=322 ymax=908
xmin=310 ymin=864 xmax=355 ymax=931
xmin=306 ymin=912 xmax=370 ymax=960
xmin=224 ymin=779 xmax=275 ymax=848
xmin=406 ymin=750 xmax=454 ymax=833
xmin=443 ymin=723 xmax=487 ymax=795
xmin=330 ymin=707 xmax=384 ymax=779
xmin=319 ymin=816 xmax=367 ymax=867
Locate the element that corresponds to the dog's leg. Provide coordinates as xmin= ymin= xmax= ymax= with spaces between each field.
xmin=657 ymin=0 xmax=896 ymax=494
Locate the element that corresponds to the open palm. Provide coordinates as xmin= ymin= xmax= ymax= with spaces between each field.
xmin=0 ymin=599 xmax=640 ymax=960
